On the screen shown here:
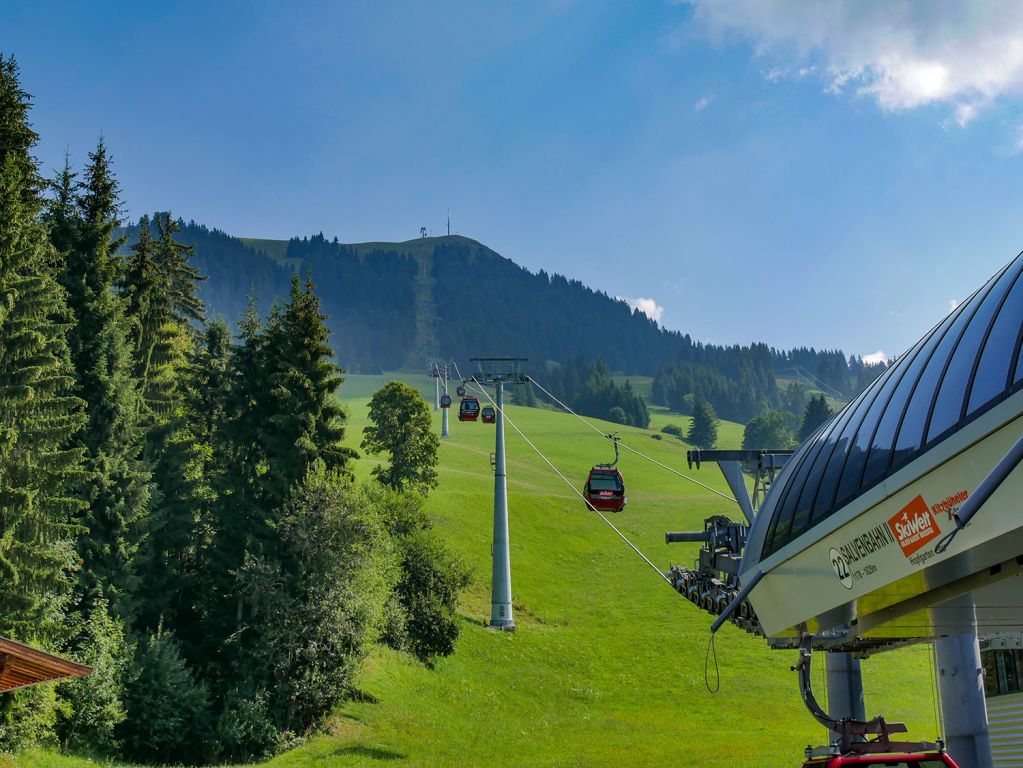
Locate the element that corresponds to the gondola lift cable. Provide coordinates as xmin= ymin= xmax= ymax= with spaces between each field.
xmin=456 ymin=372 xmax=674 ymax=589
xmin=527 ymin=375 xmax=738 ymax=505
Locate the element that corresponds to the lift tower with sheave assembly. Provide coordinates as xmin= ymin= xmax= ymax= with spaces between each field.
xmin=472 ymin=357 xmax=529 ymax=632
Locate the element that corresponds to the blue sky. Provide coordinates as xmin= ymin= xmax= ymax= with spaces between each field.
xmin=7 ymin=1 xmax=1023 ymax=359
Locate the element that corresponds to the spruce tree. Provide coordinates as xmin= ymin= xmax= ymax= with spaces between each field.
xmin=798 ymin=394 xmax=835 ymax=442
xmin=175 ymin=321 xmax=232 ymax=653
xmin=258 ymin=274 xmax=355 ymax=512
xmin=202 ymin=277 xmax=356 ymax=691
xmin=687 ymin=400 xmax=719 ymax=449
xmin=122 ymin=212 xmax=205 ymax=420
xmin=0 ymin=55 xmax=87 ymax=644
xmin=121 ymin=213 xmax=209 ymax=632
xmin=195 ymin=300 xmax=269 ymax=677
xmin=52 ymin=139 xmax=150 ymax=619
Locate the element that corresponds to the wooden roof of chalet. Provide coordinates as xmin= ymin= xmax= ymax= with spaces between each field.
xmin=0 ymin=635 xmax=91 ymax=692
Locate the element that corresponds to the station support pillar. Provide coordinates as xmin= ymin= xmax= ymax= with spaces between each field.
xmin=936 ymin=631 xmax=993 ymax=768
xmin=434 ymin=376 xmax=440 ymax=411
xmin=489 ymin=381 xmax=514 ymax=631
xmin=826 ymin=651 xmax=866 ymax=734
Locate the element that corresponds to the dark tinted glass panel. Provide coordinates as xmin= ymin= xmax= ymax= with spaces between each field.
xmin=763 ymin=439 xmax=819 ymax=554
xmin=835 ymin=358 xmax=909 ymax=506
xmin=769 ymin=425 xmax=837 ymax=548
xmin=893 ymin=287 xmax=989 ymax=464
xmin=860 ymin=319 xmax=950 ymax=487
xmin=968 ymin=258 xmax=1023 ymax=414
xmin=790 ymin=387 xmax=873 ymax=534
xmin=811 ymin=384 xmax=881 ymax=522
xmin=927 ymin=261 xmax=1018 ymax=443
xmin=1017 ymin=336 xmax=1023 ymax=386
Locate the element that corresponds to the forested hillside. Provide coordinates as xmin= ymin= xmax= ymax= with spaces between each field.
xmin=118 ymin=220 xmax=883 ymax=423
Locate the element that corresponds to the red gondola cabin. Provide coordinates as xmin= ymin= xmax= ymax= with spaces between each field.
xmin=584 ymin=467 xmax=626 ymax=512
xmin=481 ymin=405 xmax=496 ymax=424
xmin=458 ymin=396 xmax=480 ymax=422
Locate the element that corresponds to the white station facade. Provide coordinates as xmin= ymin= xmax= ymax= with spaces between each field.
xmin=741 ymin=251 xmax=1023 ymax=647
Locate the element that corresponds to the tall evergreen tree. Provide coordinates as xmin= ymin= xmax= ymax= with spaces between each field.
xmin=0 ymin=54 xmax=87 ymax=644
xmin=122 ymin=212 xmax=205 ymax=420
xmin=798 ymin=394 xmax=835 ymax=442
xmin=51 ymin=139 xmax=149 ymax=619
xmin=258 ymin=274 xmax=355 ymax=512
xmin=687 ymin=400 xmax=719 ymax=449
xmin=121 ymin=212 xmax=209 ymax=632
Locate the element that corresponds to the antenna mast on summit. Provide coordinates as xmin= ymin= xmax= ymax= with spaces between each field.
xmin=447 ymin=208 xmax=450 ymax=236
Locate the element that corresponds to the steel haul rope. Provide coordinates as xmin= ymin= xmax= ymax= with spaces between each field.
xmin=527 ymin=375 xmax=738 ymax=505
xmin=456 ymin=370 xmax=674 ymax=589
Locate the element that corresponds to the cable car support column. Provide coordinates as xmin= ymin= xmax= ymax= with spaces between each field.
xmin=470 ymin=357 xmax=529 ymax=632
xmin=442 ymin=365 xmax=450 ymax=439
xmin=490 ymin=379 xmax=514 ymax=631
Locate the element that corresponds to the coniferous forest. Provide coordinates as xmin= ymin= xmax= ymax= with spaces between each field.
xmin=114 ymin=223 xmax=884 ymax=426
xmin=0 ymin=55 xmax=467 ymax=763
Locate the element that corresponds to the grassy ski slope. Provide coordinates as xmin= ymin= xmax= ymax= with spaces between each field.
xmin=20 ymin=372 xmax=940 ymax=768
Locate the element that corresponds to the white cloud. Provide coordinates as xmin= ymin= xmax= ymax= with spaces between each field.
xmin=694 ymin=95 xmax=714 ymax=111
xmin=688 ymin=1 xmax=1023 ymax=123
xmin=624 ymin=297 xmax=665 ymax=323
xmin=949 ymin=298 xmax=960 ymax=311
xmin=862 ymin=350 xmax=888 ymax=365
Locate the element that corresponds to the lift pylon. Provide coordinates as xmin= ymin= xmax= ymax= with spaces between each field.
xmin=472 ymin=357 xmax=529 ymax=632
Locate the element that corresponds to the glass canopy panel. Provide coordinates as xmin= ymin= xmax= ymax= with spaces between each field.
xmin=892 ymin=285 xmax=990 ymax=464
xmin=791 ymin=381 xmax=888 ymax=538
xmin=926 ymin=260 xmax=1019 ymax=444
xmin=763 ymin=425 xmax=831 ymax=554
xmin=834 ymin=354 xmax=913 ymax=508
xmin=810 ymin=384 xmax=882 ymax=524
xmin=860 ymin=317 xmax=951 ymax=488
xmin=967 ymin=257 xmax=1023 ymax=416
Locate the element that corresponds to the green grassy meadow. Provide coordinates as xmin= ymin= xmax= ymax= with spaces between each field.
xmin=19 ymin=372 xmax=940 ymax=768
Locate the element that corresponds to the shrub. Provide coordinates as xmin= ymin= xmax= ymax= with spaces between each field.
xmin=0 ymin=684 xmax=61 ymax=751
xmin=57 ymin=600 xmax=129 ymax=754
xmin=227 ymin=466 xmax=394 ymax=747
xmin=394 ymin=528 xmax=471 ymax=664
xmin=213 ymin=689 xmax=282 ymax=762
xmin=118 ymin=631 xmax=212 ymax=764
xmin=661 ymin=423 xmax=685 ymax=439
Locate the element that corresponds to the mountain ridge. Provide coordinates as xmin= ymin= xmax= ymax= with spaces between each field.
xmin=118 ymin=217 xmax=868 ymax=422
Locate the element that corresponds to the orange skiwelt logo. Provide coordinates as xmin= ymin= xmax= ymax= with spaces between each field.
xmin=887 ymin=495 xmax=941 ymax=557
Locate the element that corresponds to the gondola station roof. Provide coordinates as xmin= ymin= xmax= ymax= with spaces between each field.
xmin=742 ymin=251 xmax=1023 ymax=645
xmin=0 ymin=635 xmax=90 ymax=692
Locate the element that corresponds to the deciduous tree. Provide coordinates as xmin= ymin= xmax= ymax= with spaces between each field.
xmin=362 ymin=381 xmax=439 ymax=493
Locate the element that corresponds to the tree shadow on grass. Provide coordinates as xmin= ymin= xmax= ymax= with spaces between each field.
xmin=328 ymin=745 xmax=406 ymax=761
